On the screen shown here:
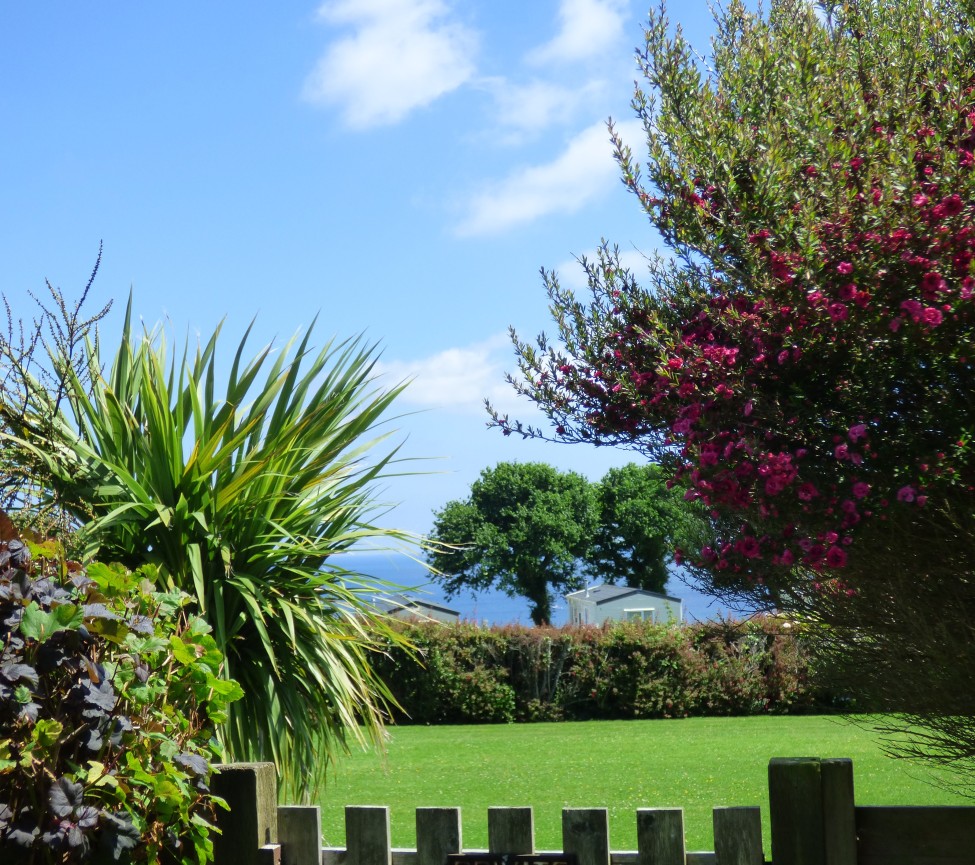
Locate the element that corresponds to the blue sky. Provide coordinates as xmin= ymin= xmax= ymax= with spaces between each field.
xmin=1 ymin=1 xmax=718 ymax=548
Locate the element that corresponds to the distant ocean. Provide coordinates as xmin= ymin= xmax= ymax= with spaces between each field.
xmin=337 ymin=550 xmax=732 ymax=625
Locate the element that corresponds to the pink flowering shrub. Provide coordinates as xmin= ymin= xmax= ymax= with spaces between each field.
xmin=492 ymin=0 xmax=975 ymax=773
xmin=494 ymin=0 xmax=975 ymax=601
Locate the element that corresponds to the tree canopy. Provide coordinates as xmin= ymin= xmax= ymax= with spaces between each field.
xmin=491 ymin=0 xmax=975 ymax=772
xmin=427 ymin=461 xmax=691 ymax=625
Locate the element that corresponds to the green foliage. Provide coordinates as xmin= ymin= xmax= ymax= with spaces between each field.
xmin=588 ymin=463 xmax=698 ymax=592
xmin=374 ymin=617 xmax=819 ymax=724
xmin=2 ymin=297 xmax=416 ymax=799
xmin=428 ymin=462 xmax=701 ymax=624
xmin=428 ymin=463 xmax=599 ymax=625
xmin=0 ymin=538 xmax=241 ymax=864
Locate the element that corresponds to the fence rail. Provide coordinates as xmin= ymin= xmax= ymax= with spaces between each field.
xmin=210 ymin=757 xmax=975 ymax=865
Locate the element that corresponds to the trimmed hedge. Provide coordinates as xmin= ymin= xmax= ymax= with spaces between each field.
xmin=375 ymin=617 xmax=823 ymax=724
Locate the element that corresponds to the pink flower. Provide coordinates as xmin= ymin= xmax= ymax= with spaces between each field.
xmin=744 ymin=400 xmax=754 ymax=416
xmin=921 ymin=271 xmax=947 ymax=296
xmin=837 ymin=262 xmax=853 ymax=275
xmin=797 ymin=482 xmax=819 ymax=501
xmin=923 ymin=306 xmax=943 ymax=326
xmin=736 ymin=536 xmax=761 ymax=558
xmin=940 ymin=194 xmax=964 ymax=216
xmin=889 ymin=318 xmax=902 ymax=332
xmin=897 ymin=485 xmax=916 ymax=502
xmin=838 ymin=283 xmax=858 ymax=301
xmin=828 ymin=302 xmax=849 ymax=322
xmin=826 ymin=546 xmax=848 ymax=568
xmin=852 ymin=481 xmax=870 ymax=498
xmin=834 ymin=444 xmax=849 ymax=460
xmin=848 ymin=424 xmax=868 ymax=442
xmin=913 ymin=193 xmax=929 ymax=207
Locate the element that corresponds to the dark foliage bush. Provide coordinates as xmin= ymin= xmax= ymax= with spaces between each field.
xmin=0 ymin=537 xmax=242 ymax=864
xmin=376 ymin=617 xmax=821 ymax=724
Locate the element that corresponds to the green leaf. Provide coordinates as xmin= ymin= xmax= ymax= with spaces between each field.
xmin=169 ymin=636 xmax=198 ymax=666
xmin=32 ymin=719 xmax=63 ymax=748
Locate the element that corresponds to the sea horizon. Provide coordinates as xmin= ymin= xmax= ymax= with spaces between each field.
xmin=335 ymin=549 xmax=733 ymax=626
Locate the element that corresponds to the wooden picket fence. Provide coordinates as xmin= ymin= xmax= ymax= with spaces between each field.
xmin=209 ymin=757 xmax=975 ymax=865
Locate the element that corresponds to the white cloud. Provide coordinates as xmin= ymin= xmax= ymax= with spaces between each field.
xmin=374 ymin=334 xmax=532 ymax=418
xmin=304 ymin=0 xmax=477 ymax=129
xmin=456 ymin=118 xmax=641 ymax=236
xmin=528 ymin=0 xmax=629 ymax=66
xmin=486 ymin=77 xmax=607 ymax=139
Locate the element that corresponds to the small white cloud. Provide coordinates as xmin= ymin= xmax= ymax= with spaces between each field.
xmin=456 ymin=118 xmax=642 ymax=236
xmin=375 ymin=334 xmax=528 ymax=416
xmin=305 ymin=0 xmax=477 ymax=129
xmin=486 ymin=78 xmax=607 ymax=139
xmin=528 ymin=0 xmax=629 ymax=66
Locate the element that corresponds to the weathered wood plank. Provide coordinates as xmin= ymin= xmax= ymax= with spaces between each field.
xmin=416 ymin=808 xmax=462 ymax=865
xmin=820 ymin=758 xmax=856 ymax=865
xmin=855 ymin=806 xmax=975 ymax=865
xmin=684 ymin=855 xmax=716 ymax=865
xmin=768 ymin=757 xmax=826 ymax=865
xmin=212 ymin=762 xmax=279 ymax=865
xmin=322 ymin=848 xmax=719 ymax=865
xmin=488 ymin=807 xmax=535 ymax=854
xmin=635 ymin=808 xmax=684 ymax=865
xmin=562 ymin=809 xmax=610 ymax=865
xmin=346 ymin=806 xmax=392 ymax=865
xmin=713 ymin=806 xmax=762 ymax=865
xmin=278 ymin=805 xmax=322 ymax=865
xmin=259 ymin=845 xmax=283 ymax=865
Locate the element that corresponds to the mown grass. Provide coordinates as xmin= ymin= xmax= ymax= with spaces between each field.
xmin=317 ymin=716 xmax=971 ymax=854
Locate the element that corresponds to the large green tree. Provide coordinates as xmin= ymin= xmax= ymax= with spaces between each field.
xmin=491 ymin=0 xmax=975 ymax=773
xmin=428 ymin=461 xmax=692 ymax=624
xmin=587 ymin=462 xmax=692 ymax=592
xmin=428 ymin=462 xmax=598 ymax=626
xmin=1 ymin=294 xmax=415 ymax=799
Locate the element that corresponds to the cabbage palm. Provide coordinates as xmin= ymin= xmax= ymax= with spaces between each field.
xmin=4 ymin=300 xmax=416 ymax=798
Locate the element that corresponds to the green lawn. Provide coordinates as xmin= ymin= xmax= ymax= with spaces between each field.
xmin=317 ymin=716 xmax=971 ymax=854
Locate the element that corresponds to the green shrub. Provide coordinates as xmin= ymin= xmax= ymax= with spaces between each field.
xmin=376 ymin=623 xmax=515 ymax=724
xmin=376 ymin=617 xmax=820 ymax=724
xmin=0 ymin=537 xmax=242 ymax=864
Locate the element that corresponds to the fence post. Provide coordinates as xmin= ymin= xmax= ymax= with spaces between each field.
xmin=279 ymin=805 xmax=323 ymax=865
xmin=562 ymin=809 xmax=609 ymax=865
xmin=488 ymin=807 xmax=535 ymax=854
xmin=636 ymin=808 xmax=684 ymax=865
xmin=768 ymin=758 xmax=827 ymax=865
xmin=416 ymin=807 xmax=462 ymax=865
xmin=713 ymin=806 xmax=763 ymax=865
xmin=346 ymin=806 xmax=392 ymax=865
xmin=821 ymin=759 xmax=856 ymax=865
xmin=212 ymin=762 xmax=279 ymax=865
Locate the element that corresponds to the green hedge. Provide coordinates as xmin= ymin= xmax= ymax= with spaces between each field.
xmin=375 ymin=618 xmax=823 ymax=724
